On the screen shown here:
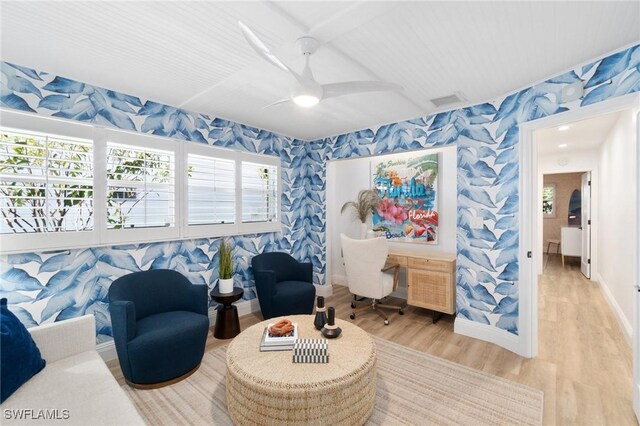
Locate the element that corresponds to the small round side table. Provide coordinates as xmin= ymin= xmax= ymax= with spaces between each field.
xmin=210 ymin=287 xmax=244 ymax=339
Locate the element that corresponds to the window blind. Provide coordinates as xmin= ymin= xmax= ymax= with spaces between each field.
xmin=0 ymin=129 xmax=93 ymax=234
xmin=106 ymin=143 xmax=175 ymax=229
xmin=187 ymin=154 xmax=235 ymax=225
xmin=241 ymin=161 xmax=277 ymax=223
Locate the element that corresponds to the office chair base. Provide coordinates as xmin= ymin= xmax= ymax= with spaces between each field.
xmin=349 ymin=296 xmax=405 ymax=325
xmin=125 ymin=363 xmax=201 ymax=389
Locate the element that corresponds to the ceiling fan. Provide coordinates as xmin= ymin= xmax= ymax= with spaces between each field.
xmin=238 ymin=21 xmax=403 ymax=108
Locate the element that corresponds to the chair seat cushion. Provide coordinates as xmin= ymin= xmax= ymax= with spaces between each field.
xmin=127 ymin=311 xmax=209 ymax=384
xmin=276 ymin=280 xmax=314 ymax=298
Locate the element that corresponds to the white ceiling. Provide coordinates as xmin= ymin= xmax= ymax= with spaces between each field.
xmin=1 ymin=1 xmax=639 ymax=140
xmin=535 ymin=110 xmax=623 ymax=155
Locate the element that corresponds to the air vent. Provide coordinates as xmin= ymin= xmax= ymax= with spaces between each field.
xmin=430 ymin=92 xmax=465 ymax=108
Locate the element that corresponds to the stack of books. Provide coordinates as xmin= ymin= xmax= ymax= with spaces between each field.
xmin=292 ymin=339 xmax=329 ymax=363
xmin=259 ymin=323 xmax=298 ymax=351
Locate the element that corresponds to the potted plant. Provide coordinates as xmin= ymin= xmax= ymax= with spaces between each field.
xmin=341 ymin=189 xmax=380 ymax=239
xmin=218 ymin=238 xmax=234 ymax=293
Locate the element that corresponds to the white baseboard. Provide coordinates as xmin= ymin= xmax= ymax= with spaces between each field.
xmin=315 ymin=283 xmax=333 ymax=297
xmin=97 ymin=340 xmax=117 ymax=362
xmin=454 ymin=317 xmax=525 ymax=356
xmin=597 ymin=273 xmax=633 ymax=345
xmin=98 ymin=299 xmax=262 ymax=363
xmin=332 ymin=274 xmax=348 ymax=287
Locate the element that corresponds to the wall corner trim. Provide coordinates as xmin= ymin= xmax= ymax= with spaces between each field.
xmin=315 ymin=283 xmax=334 ymax=297
xmin=454 ymin=317 xmax=527 ymax=357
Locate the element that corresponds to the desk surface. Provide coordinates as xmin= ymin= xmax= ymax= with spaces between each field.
xmin=388 ymin=248 xmax=456 ymax=262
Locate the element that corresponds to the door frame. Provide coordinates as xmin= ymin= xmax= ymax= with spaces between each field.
xmin=518 ymin=92 xmax=640 ymax=358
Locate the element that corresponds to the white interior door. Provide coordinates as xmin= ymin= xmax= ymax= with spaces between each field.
xmin=581 ymin=172 xmax=591 ymax=278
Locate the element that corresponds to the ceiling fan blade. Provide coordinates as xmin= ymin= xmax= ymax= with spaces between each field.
xmin=262 ymin=98 xmax=292 ymax=109
xmin=322 ymin=81 xmax=403 ymax=100
xmin=238 ymin=21 xmax=303 ymax=83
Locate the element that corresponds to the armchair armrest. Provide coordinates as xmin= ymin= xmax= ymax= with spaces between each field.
xmin=29 ymin=315 xmax=95 ymax=363
xmin=297 ymin=262 xmax=313 ymax=284
xmin=186 ymin=284 xmax=209 ymax=316
xmin=381 ymin=263 xmax=401 ymax=291
xmin=110 ymin=300 xmax=136 ymax=343
xmin=254 ymin=270 xmax=276 ymax=318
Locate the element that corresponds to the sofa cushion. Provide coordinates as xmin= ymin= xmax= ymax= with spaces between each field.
xmin=0 ymin=350 xmax=145 ymax=425
xmin=126 ymin=311 xmax=209 ymax=384
xmin=0 ymin=298 xmax=46 ymax=403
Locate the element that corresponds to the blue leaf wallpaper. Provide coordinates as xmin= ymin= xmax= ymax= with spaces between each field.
xmin=1 ymin=43 xmax=638 ymax=343
xmin=301 ymin=44 xmax=639 ymax=335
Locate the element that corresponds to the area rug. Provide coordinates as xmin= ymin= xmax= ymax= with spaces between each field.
xmin=123 ymin=336 xmax=543 ymax=425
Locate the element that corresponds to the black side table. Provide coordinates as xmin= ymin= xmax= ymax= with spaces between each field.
xmin=210 ymin=287 xmax=244 ymax=339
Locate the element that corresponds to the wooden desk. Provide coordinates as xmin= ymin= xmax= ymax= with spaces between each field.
xmin=387 ymin=249 xmax=456 ymax=321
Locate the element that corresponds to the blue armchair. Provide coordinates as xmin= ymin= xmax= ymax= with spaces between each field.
xmin=108 ymin=270 xmax=209 ymax=388
xmin=251 ymin=252 xmax=316 ymax=319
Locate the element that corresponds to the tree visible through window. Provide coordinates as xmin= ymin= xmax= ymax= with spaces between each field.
xmin=542 ymin=184 xmax=556 ymax=217
xmin=0 ymin=130 xmax=93 ymax=234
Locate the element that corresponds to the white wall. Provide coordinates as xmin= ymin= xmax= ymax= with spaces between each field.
xmin=536 ymin=148 xmax=600 ymax=276
xmin=326 ymin=146 xmax=457 ymax=284
xmin=597 ymin=109 xmax=638 ymax=341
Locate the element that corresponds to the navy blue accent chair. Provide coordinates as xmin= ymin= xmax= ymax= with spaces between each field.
xmin=251 ymin=252 xmax=316 ymax=320
xmin=108 ymin=270 xmax=209 ymax=387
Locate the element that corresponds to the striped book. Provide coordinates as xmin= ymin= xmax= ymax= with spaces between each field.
xmin=292 ymin=339 xmax=329 ymax=363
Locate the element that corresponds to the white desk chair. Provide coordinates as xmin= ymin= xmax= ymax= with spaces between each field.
xmin=340 ymin=234 xmax=405 ymax=325
xmin=561 ymin=227 xmax=581 ymax=267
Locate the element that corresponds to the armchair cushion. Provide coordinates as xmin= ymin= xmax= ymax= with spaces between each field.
xmin=0 ymin=298 xmax=46 ymax=403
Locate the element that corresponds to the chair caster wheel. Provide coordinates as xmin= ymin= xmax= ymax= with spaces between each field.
xmin=399 ymin=310 xmax=404 ymax=315
xmin=384 ymin=319 xmax=389 ymax=325
xmin=350 ymin=313 xmax=356 ymax=320
xmin=350 ymin=302 xmax=356 ymax=309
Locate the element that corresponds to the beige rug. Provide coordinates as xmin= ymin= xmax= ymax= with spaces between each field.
xmin=123 ymin=336 xmax=543 ymax=425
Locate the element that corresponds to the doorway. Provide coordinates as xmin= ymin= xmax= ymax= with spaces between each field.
xmin=520 ymin=92 xmax=640 ymax=422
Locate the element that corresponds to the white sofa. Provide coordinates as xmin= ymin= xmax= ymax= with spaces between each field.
xmin=1 ymin=315 xmax=145 ymax=425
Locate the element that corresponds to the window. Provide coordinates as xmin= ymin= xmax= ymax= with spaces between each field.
xmin=241 ymin=161 xmax=278 ymax=223
xmin=106 ymin=143 xmax=175 ymax=229
xmin=0 ymin=129 xmax=94 ymax=235
xmin=187 ymin=154 xmax=235 ymax=225
xmin=0 ymin=109 xmax=281 ymax=253
xmin=542 ymin=184 xmax=556 ymax=218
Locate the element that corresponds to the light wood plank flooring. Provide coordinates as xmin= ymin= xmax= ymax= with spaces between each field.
xmin=108 ymin=254 xmax=635 ymax=425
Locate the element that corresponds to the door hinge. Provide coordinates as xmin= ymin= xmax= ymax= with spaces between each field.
xmin=527 ymin=251 xmax=532 ymax=258
xmin=588 ymin=258 xmax=591 ymax=264
xmin=588 ymin=219 xmax=591 ymax=225
xmin=588 ymin=180 xmax=591 ymax=186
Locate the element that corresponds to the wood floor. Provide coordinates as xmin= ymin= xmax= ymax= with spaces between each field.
xmin=108 ymin=254 xmax=635 ymax=425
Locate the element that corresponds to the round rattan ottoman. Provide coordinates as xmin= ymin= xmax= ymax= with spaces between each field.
xmin=225 ymin=314 xmax=377 ymax=425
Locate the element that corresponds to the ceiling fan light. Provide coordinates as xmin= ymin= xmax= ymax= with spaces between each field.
xmin=292 ymin=95 xmax=319 ymax=107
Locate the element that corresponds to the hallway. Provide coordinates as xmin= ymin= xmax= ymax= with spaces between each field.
xmin=540 ymin=253 xmax=634 ymax=424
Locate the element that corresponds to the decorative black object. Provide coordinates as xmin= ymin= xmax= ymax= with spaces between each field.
xmin=321 ymin=307 xmax=342 ymax=339
xmin=313 ymin=296 xmax=327 ymax=330
xmin=210 ymin=287 xmax=244 ymax=339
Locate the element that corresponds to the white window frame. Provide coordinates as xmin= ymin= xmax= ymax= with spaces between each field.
xmin=239 ymin=152 xmax=282 ymax=234
xmin=183 ymin=142 xmax=239 ymax=238
xmin=104 ymin=129 xmax=181 ymax=246
xmin=0 ymin=109 xmax=282 ymax=254
xmin=0 ymin=111 xmax=99 ymax=253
